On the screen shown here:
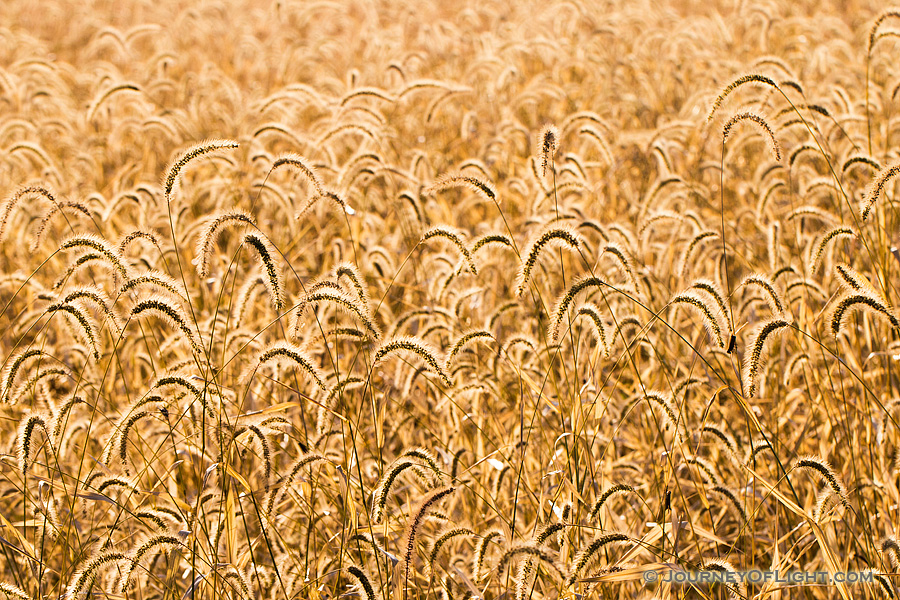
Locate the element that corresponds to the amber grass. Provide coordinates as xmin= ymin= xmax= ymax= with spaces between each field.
xmin=65 ymin=552 xmax=129 ymax=599
xmin=742 ymin=317 xmax=791 ymax=397
xmin=882 ymin=537 xmax=900 ymax=570
xmin=684 ymin=456 xmax=720 ymax=485
xmin=496 ymin=543 xmax=564 ymax=581
xmin=702 ymin=558 xmax=746 ymax=600
xmin=698 ymin=424 xmax=741 ymax=465
xmin=130 ymin=295 xmax=203 ymax=356
xmin=266 ymin=451 xmax=330 ymax=516
xmin=117 ymin=534 xmax=184 ymax=592
xmin=567 ymin=533 xmax=629 ymax=584
xmin=809 ymin=226 xmax=856 ymax=276
xmin=426 ymin=173 xmax=498 ymax=206
xmin=588 ymin=484 xmax=636 ymax=521
xmin=722 ymin=111 xmax=781 ymax=161
xmin=294 ymin=287 xmax=380 ymax=339
xmin=270 ymin=153 xmax=324 ymax=194
xmin=402 ymin=486 xmax=455 ymax=600
xmin=373 ymin=336 xmax=451 ymax=387
xmin=0 ymin=582 xmax=29 ymax=600
xmin=842 ymin=154 xmax=881 ymax=177
xmin=193 ymin=209 xmax=258 ymax=277
xmin=297 ymin=188 xmax=356 ymax=216
xmin=0 ymin=185 xmax=59 ymax=242
xmin=598 ymin=243 xmax=638 ymax=291
xmin=794 ymin=456 xmax=848 ymax=507
xmin=539 ymin=125 xmax=560 ymax=178
xmin=668 ymin=291 xmax=726 ymax=348
xmin=472 ymin=530 xmax=504 ymax=582
xmin=740 ymin=273 xmax=786 ymax=317
xmin=830 ymin=291 xmax=900 ymax=336
xmin=240 ymin=232 xmax=284 ymax=311
xmin=861 ymin=160 xmax=900 ymax=222
xmin=346 ymin=565 xmax=376 ymax=600
xmin=247 ymin=340 xmax=326 ymax=390
xmin=679 ymin=230 xmax=717 ymax=278
xmin=30 ymin=200 xmax=93 ymax=253
xmin=573 ymin=303 xmax=609 ymax=357
xmin=2 ymin=348 xmax=48 ymax=402
xmin=421 ymin=226 xmax=478 ymax=275
xmin=164 ymin=139 xmax=239 ymax=202
xmin=59 ymin=234 xmax=130 ymax=281
xmin=515 ymin=226 xmax=581 ymax=296
xmin=427 ymin=526 xmax=473 ymax=576
xmin=45 ymin=302 xmax=101 ymax=361
xmin=709 ymin=485 xmax=749 ymax=525
xmin=867 ymin=9 xmax=900 ymax=153
xmin=2 ymin=6 xmax=899 ymax=600
xmin=120 ymin=271 xmax=187 ymax=302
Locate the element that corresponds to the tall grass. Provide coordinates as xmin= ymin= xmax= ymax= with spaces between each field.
xmin=0 ymin=1 xmax=898 ymax=600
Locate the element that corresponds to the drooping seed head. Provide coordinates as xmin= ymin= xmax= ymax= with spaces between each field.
xmin=164 ymin=139 xmax=239 ymax=202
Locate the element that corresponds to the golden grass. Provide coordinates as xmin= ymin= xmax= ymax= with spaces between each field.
xmin=1 ymin=1 xmax=900 ymax=599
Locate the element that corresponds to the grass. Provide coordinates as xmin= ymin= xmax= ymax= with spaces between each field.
xmin=1 ymin=1 xmax=899 ymax=599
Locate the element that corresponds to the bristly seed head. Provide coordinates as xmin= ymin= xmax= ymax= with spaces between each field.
xmin=164 ymin=139 xmax=239 ymax=202
xmin=539 ymin=124 xmax=559 ymax=177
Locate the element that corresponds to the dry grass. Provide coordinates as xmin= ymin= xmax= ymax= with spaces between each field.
xmin=1 ymin=1 xmax=899 ymax=599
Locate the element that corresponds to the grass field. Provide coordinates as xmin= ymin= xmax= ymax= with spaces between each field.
xmin=1 ymin=1 xmax=899 ymax=599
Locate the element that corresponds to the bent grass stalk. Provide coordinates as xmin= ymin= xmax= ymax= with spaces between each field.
xmin=373 ymin=336 xmax=451 ymax=386
xmin=193 ymin=210 xmax=258 ymax=277
xmin=515 ymin=226 xmax=581 ymax=296
xmin=164 ymin=139 xmax=239 ymax=202
xmin=421 ymin=226 xmax=478 ymax=275
xmin=402 ymin=486 xmax=455 ymax=600
xmin=249 ymin=341 xmax=326 ymax=390
xmin=668 ymin=291 xmax=726 ymax=348
xmin=242 ymin=232 xmax=284 ymax=312
xmin=743 ymin=317 xmax=790 ymax=398
xmin=861 ymin=161 xmax=900 ymax=222
xmin=1 ymin=8 xmax=898 ymax=600
xmin=831 ymin=292 xmax=900 ymax=336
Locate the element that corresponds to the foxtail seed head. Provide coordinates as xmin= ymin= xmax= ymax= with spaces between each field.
xmin=164 ymin=139 xmax=239 ymax=202
xmin=567 ymin=533 xmax=629 ymax=584
xmin=422 ymin=226 xmax=478 ymax=275
xmin=346 ymin=565 xmax=376 ymax=600
xmin=669 ymin=291 xmax=726 ymax=348
xmin=426 ymin=172 xmax=498 ymax=205
xmin=741 ymin=273 xmax=786 ymax=317
xmin=795 ymin=456 xmax=848 ymax=507
xmin=862 ymin=161 xmax=900 ymax=221
xmin=130 ymin=295 xmax=202 ymax=356
xmin=703 ymin=558 xmax=746 ymax=600
xmin=497 ymin=543 xmax=564 ymax=581
xmin=515 ymin=226 xmax=581 ymax=296
xmin=194 ymin=209 xmax=258 ymax=278
xmin=708 ymin=74 xmax=779 ymax=121
xmin=251 ymin=341 xmax=326 ymax=390
xmin=809 ymin=226 xmax=855 ymax=276
xmin=830 ymin=292 xmax=900 ymax=337
xmin=473 ymin=530 xmax=503 ymax=581
xmin=722 ymin=110 xmax=781 ymax=161
xmin=271 ymin=153 xmax=323 ymax=194
xmin=539 ymin=124 xmax=559 ymax=177
xmin=243 ymin=232 xmax=284 ymax=312
xmin=742 ymin=317 xmax=790 ymax=398
xmin=589 ymin=484 xmax=636 ymax=521
xmin=373 ymin=336 xmax=451 ymax=386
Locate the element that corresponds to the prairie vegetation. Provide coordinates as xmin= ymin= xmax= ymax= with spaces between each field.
xmin=1 ymin=1 xmax=899 ymax=599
